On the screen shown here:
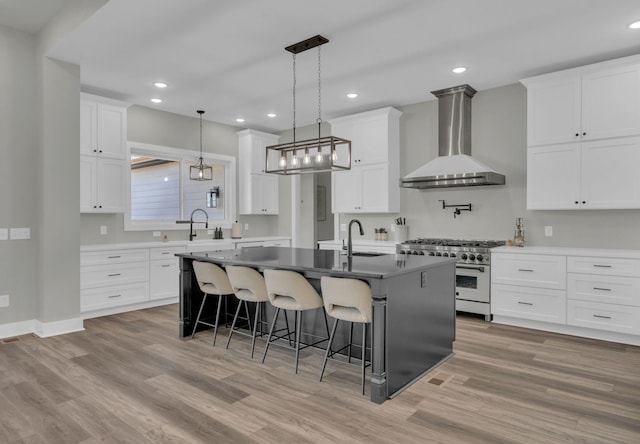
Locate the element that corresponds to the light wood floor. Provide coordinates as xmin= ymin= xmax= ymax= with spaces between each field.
xmin=1 ymin=304 xmax=639 ymax=444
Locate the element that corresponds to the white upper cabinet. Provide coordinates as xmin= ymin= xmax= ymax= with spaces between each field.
xmin=80 ymin=93 xmax=128 ymax=213
xmin=522 ymin=55 xmax=640 ymax=147
xmin=237 ymin=129 xmax=281 ymax=215
xmin=523 ymin=55 xmax=640 ymax=210
xmin=329 ymin=107 xmax=401 ymax=213
xmin=80 ymin=94 xmax=127 ymax=159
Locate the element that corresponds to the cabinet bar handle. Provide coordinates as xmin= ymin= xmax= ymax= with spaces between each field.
xmin=161 ymin=252 xmax=171 ymax=255
xmin=518 ymin=269 xmax=534 ymax=272
xmin=593 ymin=287 xmax=611 ymax=291
xmin=593 ymin=264 xmax=611 ymax=268
xmin=107 ymin=255 xmax=121 ymax=259
xmin=108 ymin=294 xmax=122 ymax=299
xmin=593 ymin=314 xmax=611 ymax=319
xmin=518 ymin=301 xmax=533 ymax=306
xmin=161 ymin=264 xmax=171 ymax=268
xmin=108 ymin=273 xmax=121 ymax=277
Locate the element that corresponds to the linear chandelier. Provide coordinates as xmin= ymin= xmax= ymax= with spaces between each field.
xmin=265 ymin=35 xmax=351 ymax=175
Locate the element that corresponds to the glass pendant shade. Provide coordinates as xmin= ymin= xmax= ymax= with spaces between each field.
xmin=190 ymin=110 xmax=213 ymax=181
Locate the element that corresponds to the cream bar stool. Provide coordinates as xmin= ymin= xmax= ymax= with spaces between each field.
xmin=319 ymin=276 xmax=372 ymax=395
xmin=191 ymin=261 xmax=234 ymax=346
xmin=262 ymin=269 xmax=328 ymax=374
xmin=224 ymin=265 xmax=271 ymax=358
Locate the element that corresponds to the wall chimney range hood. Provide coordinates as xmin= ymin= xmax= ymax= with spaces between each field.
xmin=400 ymin=84 xmax=505 ymax=189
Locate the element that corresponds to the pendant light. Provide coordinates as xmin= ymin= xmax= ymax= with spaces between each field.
xmin=190 ymin=110 xmax=213 ymax=180
xmin=265 ymin=35 xmax=351 ymax=175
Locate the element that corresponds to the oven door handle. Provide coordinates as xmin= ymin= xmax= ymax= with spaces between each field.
xmin=456 ymin=265 xmax=485 ymax=272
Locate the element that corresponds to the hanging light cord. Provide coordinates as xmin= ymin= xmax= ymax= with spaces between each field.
xmin=317 ymin=44 xmax=322 ymax=139
xmin=292 ymin=53 xmax=297 ymax=144
xmin=199 ymin=112 xmax=203 ymax=161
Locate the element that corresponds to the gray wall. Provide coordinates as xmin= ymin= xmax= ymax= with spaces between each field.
xmin=336 ymin=83 xmax=640 ymax=249
xmin=80 ymin=105 xmax=291 ymax=244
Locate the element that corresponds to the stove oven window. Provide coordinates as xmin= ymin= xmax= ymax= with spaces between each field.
xmin=456 ymin=274 xmax=478 ymax=289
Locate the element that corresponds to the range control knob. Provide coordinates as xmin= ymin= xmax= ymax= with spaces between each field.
xmin=419 ymin=251 xmax=425 ymax=255
xmin=429 ymin=251 xmax=435 ymax=256
xmin=468 ymin=254 xmax=476 ymax=261
xmin=442 ymin=252 xmax=449 ymax=257
xmin=461 ymin=253 xmax=468 ymax=260
xmin=450 ymin=253 xmax=457 ymax=258
xmin=399 ymin=250 xmax=406 ymax=254
xmin=436 ymin=252 xmax=442 ymax=256
xmin=476 ymin=254 xmax=484 ymax=262
xmin=413 ymin=251 xmax=419 ymax=255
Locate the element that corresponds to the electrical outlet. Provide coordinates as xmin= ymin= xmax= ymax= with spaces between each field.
xmin=244 ymin=223 xmax=249 ymax=230
xmin=100 ymin=226 xmax=108 ymax=235
xmin=340 ymin=224 xmax=347 ymax=232
xmin=152 ymin=231 xmax=161 ymax=237
xmin=544 ymin=226 xmax=553 ymax=237
xmin=0 ymin=228 xmax=7 ymax=241
xmin=421 ymin=271 xmax=428 ymax=288
xmin=0 ymin=295 xmax=8 ymax=308
xmin=9 ymin=228 xmax=30 ymax=240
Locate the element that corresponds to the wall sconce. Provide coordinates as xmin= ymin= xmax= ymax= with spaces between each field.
xmin=207 ymin=187 xmax=220 ymax=208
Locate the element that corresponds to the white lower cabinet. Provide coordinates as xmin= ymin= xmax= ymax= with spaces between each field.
xmin=492 ymin=248 xmax=640 ymax=345
xmin=149 ymin=246 xmax=185 ymax=301
xmin=81 ymin=283 xmax=149 ymax=313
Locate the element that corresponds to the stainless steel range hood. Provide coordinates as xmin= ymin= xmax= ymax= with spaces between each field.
xmin=400 ymin=84 xmax=505 ymax=189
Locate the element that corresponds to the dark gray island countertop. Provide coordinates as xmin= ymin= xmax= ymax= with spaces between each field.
xmin=177 ymin=246 xmax=456 ymax=404
xmin=176 ymin=246 xmax=456 ymax=279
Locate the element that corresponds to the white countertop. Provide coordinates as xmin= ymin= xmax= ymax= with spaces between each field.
xmin=492 ymin=245 xmax=640 ymax=259
xmin=81 ymin=236 xmax=290 ymax=252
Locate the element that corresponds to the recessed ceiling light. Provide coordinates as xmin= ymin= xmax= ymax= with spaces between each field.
xmin=629 ymin=20 xmax=640 ymax=29
xmin=452 ymin=66 xmax=467 ymax=74
xmin=235 ymin=117 xmax=245 ymax=123
xmin=150 ymin=98 xmax=162 ymax=104
xmin=154 ymin=82 xmax=168 ymax=88
xmin=267 ymin=113 xmax=277 ymax=118
xmin=346 ymin=92 xmax=358 ymax=99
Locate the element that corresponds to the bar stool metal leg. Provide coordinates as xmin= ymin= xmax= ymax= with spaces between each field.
xmin=362 ymin=323 xmax=367 ymax=395
xmin=319 ymin=318 xmax=339 ymax=382
xmin=294 ymin=310 xmax=303 ymax=374
xmin=261 ymin=307 xmax=280 ymax=363
xmin=191 ymin=294 xmax=208 ymax=339
xmin=250 ymin=301 xmax=262 ymax=359
xmin=212 ymin=294 xmax=223 ymax=346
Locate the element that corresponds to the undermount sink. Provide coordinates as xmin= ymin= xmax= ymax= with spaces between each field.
xmin=351 ymin=251 xmax=386 ymax=257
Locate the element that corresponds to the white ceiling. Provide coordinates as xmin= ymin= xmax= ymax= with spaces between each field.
xmin=16 ymin=0 xmax=640 ymax=132
xmin=0 ymin=0 xmax=74 ymax=33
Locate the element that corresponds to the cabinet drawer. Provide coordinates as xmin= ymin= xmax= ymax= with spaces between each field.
xmin=492 ymin=284 xmax=566 ymax=324
xmin=81 ymin=249 xmax=149 ymax=266
xmin=263 ymin=240 xmax=290 ymax=247
xmin=150 ymin=246 xmax=186 ymax=260
xmin=492 ymin=254 xmax=566 ymax=289
xmin=568 ymin=273 xmax=640 ymax=307
xmin=149 ymin=260 xmax=180 ymax=300
xmin=567 ymin=256 xmax=640 ymax=277
xmin=567 ymin=300 xmax=640 ymax=335
xmin=186 ymin=242 xmax=234 ymax=252
xmin=81 ymin=282 xmax=149 ymax=312
xmin=81 ymin=262 xmax=149 ymax=289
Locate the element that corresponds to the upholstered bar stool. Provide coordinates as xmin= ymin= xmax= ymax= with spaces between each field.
xmin=262 ymin=269 xmax=328 ymax=374
xmin=191 ymin=261 xmax=234 ymax=346
xmin=224 ymin=265 xmax=271 ymax=358
xmin=319 ymin=276 xmax=372 ymax=395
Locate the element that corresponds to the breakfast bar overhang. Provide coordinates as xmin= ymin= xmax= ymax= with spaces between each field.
xmin=177 ymin=247 xmax=456 ymax=404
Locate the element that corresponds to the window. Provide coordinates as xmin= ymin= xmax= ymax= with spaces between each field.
xmin=125 ymin=142 xmax=236 ymax=231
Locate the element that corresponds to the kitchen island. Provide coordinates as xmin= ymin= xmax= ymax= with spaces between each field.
xmin=177 ymin=247 xmax=456 ymax=404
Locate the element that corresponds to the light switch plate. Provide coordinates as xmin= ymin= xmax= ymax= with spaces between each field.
xmin=0 ymin=228 xmax=8 ymax=241
xmin=100 ymin=225 xmax=108 ymax=235
xmin=0 ymin=295 xmax=8 ymax=308
xmin=340 ymin=224 xmax=347 ymax=232
xmin=244 ymin=223 xmax=249 ymax=230
xmin=152 ymin=231 xmax=161 ymax=237
xmin=544 ymin=226 xmax=553 ymax=237
xmin=10 ymin=228 xmax=30 ymax=240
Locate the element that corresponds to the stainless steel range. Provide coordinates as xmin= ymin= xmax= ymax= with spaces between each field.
xmin=397 ymin=238 xmax=505 ymax=321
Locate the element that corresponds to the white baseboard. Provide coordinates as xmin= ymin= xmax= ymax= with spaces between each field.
xmin=81 ymin=297 xmax=178 ymax=320
xmin=0 ymin=317 xmax=84 ymax=340
xmin=0 ymin=320 xmax=35 ymax=340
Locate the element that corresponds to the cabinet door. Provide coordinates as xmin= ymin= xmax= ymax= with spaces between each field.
xmin=580 ymin=137 xmax=640 ymax=209
xmin=249 ymin=174 xmax=278 ymax=214
xmin=149 ymin=260 xmax=180 ymax=300
xmin=358 ymin=116 xmax=388 ymax=165
xmin=80 ymin=100 xmax=97 ymax=155
xmin=360 ymin=164 xmax=390 ymax=212
xmin=97 ymin=104 xmax=127 ymax=159
xmin=526 ymin=76 xmax=581 ymax=146
xmin=97 ymin=158 xmax=125 ymax=212
xmin=80 ymin=155 xmax=97 ymax=212
xmin=582 ymin=63 xmax=640 ymax=141
xmin=332 ymin=169 xmax=361 ymax=212
xmin=527 ymin=144 xmax=581 ymax=209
